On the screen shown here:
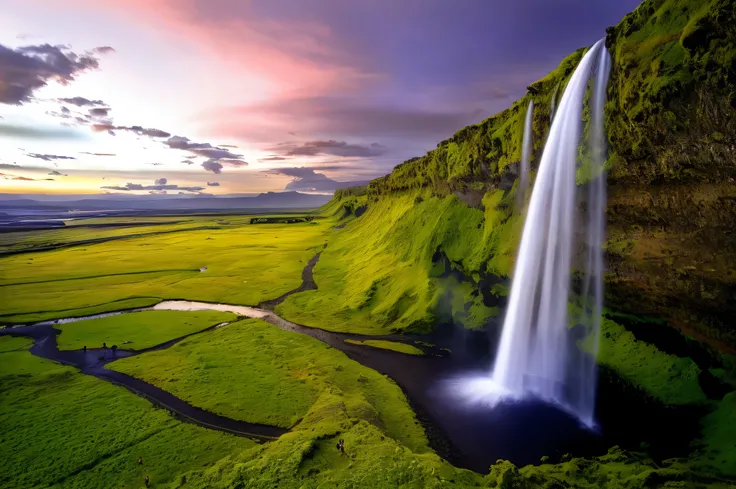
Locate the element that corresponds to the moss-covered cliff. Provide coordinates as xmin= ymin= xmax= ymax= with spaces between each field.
xmin=314 ymin=0 xmax=736 ymax=354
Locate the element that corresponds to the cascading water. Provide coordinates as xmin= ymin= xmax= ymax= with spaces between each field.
xmin=572 ymin=41 xmax=611 ymax=417
xmin=448 ymin=39 xmax=611 ymax=426
xmin=516 ymin=101 xmax=534 ymax=211
xmin=490 ymin=39 xmax=611 ymax=426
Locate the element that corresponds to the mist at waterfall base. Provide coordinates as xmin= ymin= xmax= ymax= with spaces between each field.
xmin=443 ymin=40 xmax=612 ymax=431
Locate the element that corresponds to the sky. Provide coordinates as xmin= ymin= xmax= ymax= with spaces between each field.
xmin=0 ymin=0 xmax=641 ymax=196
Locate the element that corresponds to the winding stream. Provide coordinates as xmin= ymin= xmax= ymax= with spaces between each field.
xmin=0 ymin=253 xmax=705 ymax=473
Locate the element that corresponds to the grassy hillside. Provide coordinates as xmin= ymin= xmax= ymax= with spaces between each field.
xmin=278 ymin=192 xmax=515 ymax=334
xmin=2 ymin=1 xmax=735 ymax=488
xmin=286 ymin=0 xmax=736 ymax=353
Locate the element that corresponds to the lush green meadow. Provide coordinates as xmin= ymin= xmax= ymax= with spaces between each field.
xmin=0 ymin=218 xmax=327 ymax=323
xmin=0 ymin=336 xmax=255 ymax=489
xmin=57 ymin=310 xmax=237 ymax=351
xmin=344 ymin=339 xmax=425 ymax=355
xmin=0 ymin=219 xmax=199 ymax=254
xmin=109 ymin=317 xmax=429 ymax=452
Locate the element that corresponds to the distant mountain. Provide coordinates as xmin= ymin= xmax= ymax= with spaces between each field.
xmin=0 ymin=191 xmax=332 ymax=212
xmin=285 ymin=178 xmax=370 ymax=192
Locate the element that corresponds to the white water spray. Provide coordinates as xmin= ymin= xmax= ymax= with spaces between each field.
xmin=516 ymin=101 xmax=534 ymax=211
xmin=487 ymin=39 xmax=611 ymax=425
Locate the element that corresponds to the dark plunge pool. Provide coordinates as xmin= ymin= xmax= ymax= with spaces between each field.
xmin=335 ymin=323 xmax=705 ymax=473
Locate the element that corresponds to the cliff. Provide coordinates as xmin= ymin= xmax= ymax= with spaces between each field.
xmin=321 ymin=0 xmax=736 ymax=353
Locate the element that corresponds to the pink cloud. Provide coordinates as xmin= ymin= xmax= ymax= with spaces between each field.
xmin=59 ymin=0 xmax=380 ymax=99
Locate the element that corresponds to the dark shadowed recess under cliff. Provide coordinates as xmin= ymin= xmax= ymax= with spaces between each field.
xmin=337 ymin=0 xmax=736 ymax=354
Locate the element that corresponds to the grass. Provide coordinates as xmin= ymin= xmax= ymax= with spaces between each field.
xmin=0 ymin=336 xmax=255 ymax=489
xmin=109 ymin=318 xmax=429 ymax=452
xmin=519 ymin=446 xmax=736 ymax=489
xmin=344 ymin=339 xmax=425 ymax=356
xmin=56 ymin=310 xmax=237 ymax=351
xmin=277 ymin=191 xmax=517 ymax=335
xmin=0 ymin=335 xmax=34 ymax=352
xmin=1 ymin=297 xmax=163 ymax=325
xmin=700 ymin=391 xmax=736 ymax=475
xmin=0 ymin=220 xmax=200 ymax=254
xmin=0 ymin=219 xmax=327 ymax=323
xmin=593 ymin=317 xmax=706 ymax=405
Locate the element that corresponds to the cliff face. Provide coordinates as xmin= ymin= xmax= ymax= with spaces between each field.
xmin=605 ymin=0 xmax=736 ymax=351
xmin=333 ymin=0 xmax=736 ymax=352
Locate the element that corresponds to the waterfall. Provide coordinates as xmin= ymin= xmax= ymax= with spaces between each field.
xmin=516 ymin=100 xmax=534 ymax=211
xmin=573 ymin=42 xmax=611 ymax=418
xmin=490 ymin=39 xmax=611 ymax=426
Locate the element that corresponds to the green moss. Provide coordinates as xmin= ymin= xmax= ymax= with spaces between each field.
xmin=344 ymin=339 xmax=425 ymax=356
xmin=700 ymin=392 xmax=736 ymax=475
xmin=596 ymin=318 xmax=706 ymax=405
xmin=520 ymin=445 xmax=732 ymax=489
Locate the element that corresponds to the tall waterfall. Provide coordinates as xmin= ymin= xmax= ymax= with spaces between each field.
xmin=516 ymin=101 xmax=534 ymax=211
xmin=490 ymin=39 xmax=611 ymax=426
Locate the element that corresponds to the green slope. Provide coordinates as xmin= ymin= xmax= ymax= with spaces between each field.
xmin=283 ymin=0 xmax=736 ymax=351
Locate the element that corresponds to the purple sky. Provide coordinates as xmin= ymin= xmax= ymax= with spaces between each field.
xmin=0 ymin=0 xmax=641 ymax=195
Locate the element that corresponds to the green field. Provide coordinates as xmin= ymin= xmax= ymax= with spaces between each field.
xmin=57 ymin=310 xmax=237 ymax=351
xmin=0 ymin=336 xmax=255 ymax=489
xmin=345 ymin=339 xmax=425 ymax=355
xmin=0 ymin=218 xmax=327 ymax=323
xmin=0 ymin=220 xmax=199 ymax=254
xmin=109 ymin=317 xmax=429 ymax=452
